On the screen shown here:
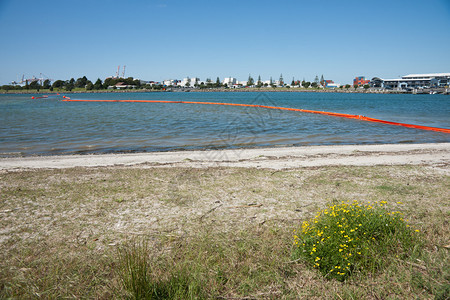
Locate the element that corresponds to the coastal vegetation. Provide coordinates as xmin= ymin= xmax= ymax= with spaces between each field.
xmin=1 ymin=165 xmax=448 ymax=299
xmin=292 ymin=200 xmax=420 ymax=281
xmin=0 ymin=74 xmax=370 ymax=93
xmin=0 ymin=76 xmax=142 ymax=92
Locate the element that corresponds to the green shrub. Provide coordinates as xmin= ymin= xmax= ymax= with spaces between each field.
xmin=292 ymin=200 xmax=420 ymax=281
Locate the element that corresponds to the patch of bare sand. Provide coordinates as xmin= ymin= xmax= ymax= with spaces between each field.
xmin=1 ymin=143 xmax=449 ymax=172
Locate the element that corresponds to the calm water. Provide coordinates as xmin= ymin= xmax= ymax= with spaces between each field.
xmin=0 ymin=92 xmax=449 ymax=156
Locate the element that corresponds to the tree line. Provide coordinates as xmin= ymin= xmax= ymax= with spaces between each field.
xmin=0 ymin=76 xmax=142 ymax=92
xmin=1 ymin=74 xmax=370 ymax=92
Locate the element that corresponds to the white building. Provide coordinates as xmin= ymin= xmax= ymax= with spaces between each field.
xmin=177 ymin=77 xmax=193 ymax=87
xmin=222 ymin=77 xmax=237 ymax=86
xmin=163 ymin=79 xmax=179 ymax=86
xmin=372 ymin=73 xmax=450 ymax=89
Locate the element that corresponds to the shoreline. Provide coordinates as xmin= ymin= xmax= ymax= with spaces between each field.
xmin=1 ymin=87 xmax=445 ymax=95
xmin=1 ymin=142 xmax=449 ymax=171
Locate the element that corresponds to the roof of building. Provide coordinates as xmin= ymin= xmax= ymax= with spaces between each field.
xmin=402 ymin=73 xmax=450 ymax=78
xmin=383 ymin=78 xmax=434 ymax=82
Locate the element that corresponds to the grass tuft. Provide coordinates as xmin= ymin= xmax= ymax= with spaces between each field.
xmin=117 ymin=239 xmax=205 ymax=299
xmin=292 ymin=200 xmax=421 ymax=281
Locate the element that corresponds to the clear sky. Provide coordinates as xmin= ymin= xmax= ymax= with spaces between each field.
xmin=1 ymin=0 xmax=449 ymax=85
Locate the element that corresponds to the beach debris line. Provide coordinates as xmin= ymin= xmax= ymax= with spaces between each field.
xmin=60 ymin=97 xmax=450 ymax=134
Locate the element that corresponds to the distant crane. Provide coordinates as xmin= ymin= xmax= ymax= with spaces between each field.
xmin=11 ymin=73 xmax=52 ymax=86
xmin=10 ymin=75 xmax=24 ymax=85
xmin=109 ymin=65 xmax=127 ymax=79
xmin=116 ymin=65 xmax=120 ymax=78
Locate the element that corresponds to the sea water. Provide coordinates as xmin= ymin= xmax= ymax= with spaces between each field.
xmin=0 ymin=92 xmax=449 ymax=156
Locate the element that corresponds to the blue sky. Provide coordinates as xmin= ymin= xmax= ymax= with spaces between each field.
xmin=0 ymin=0 xmax=449 ymax=85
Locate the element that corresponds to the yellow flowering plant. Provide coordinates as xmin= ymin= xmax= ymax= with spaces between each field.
xmin=292 ymin=200 xmax=419 ymax=281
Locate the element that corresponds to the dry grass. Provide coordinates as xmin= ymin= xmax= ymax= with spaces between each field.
xmin=0 ymin=165 xmax=448 ymax=298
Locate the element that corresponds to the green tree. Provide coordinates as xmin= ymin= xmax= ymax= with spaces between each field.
xmin=311 ymin=82 xmax=318 ymax=88
xmin=279 ymin=74 xmax=284 ymax=86
xmin=133 ymin=79 xmax=141 ymax=88
xmin=103 ymin=78 xmax=118 ymax=89
xmin=1 ymin=85 xmax=13 ymax=91
xmin=363 ymin=84 xmax=370 ymax=89
xmin=123 ymin=77 xmax=134 ymax=85
xmin=215 ymin=77 xmax=221 ymax=87
xmin=52 ymin=80 xmax=64 ymax=89
xmin=65 ymin=78 xmax=75 ymax=91
xmin=86 ymin=81 xmax=94 ymax=90
xmin=345 ymin=84 xmax=351 ymax=89
xmin=43 ymin=79 xmax=51 ymax=89
xmin=75 ymin=76 xmax=88 ymax=88
xmin=256 ymin=75 xmax=262 ymax=87
xmin=302 ymin=81 xmax=311 ymax=88
xmin=247 ymin=74 xmax=254 ymax=86
xmin=94 ymin=78 xmax=103 ymax=90
xmin=30 ymin=81 xmax=41 ymax=91
xmin=314 ymin=75 xmax=319 ymax=85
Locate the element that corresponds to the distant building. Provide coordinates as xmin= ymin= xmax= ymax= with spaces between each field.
xmin=107 ymin=82 xmax=135 ymax=89
xmin=147 ymin=81 xmax=161 ymax=86
xmin=323 ymin=80 xmax=339 ymax=89
xmin=223 ymin=77 xmax=237 ymax=86
xmin=371 ymin=73 xmax=450 ymax=89
xmin=353 ymin=76 xmax=370 ymax=86
xmin=178 ymin=77 xmax=197 ymax=87
xmin=163 ymin=79 xmax=179 ymax=86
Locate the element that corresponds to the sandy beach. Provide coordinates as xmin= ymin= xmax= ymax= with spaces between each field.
xmin=1 ymin=143 xmax=449 ymax=171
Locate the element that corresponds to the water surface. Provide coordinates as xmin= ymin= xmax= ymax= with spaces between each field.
xmin=0 ymin=92 xmax=449 ymax=156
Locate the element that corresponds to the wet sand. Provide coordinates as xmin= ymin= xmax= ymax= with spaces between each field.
xmin=1 ymin=143 xmax=449 ymax=172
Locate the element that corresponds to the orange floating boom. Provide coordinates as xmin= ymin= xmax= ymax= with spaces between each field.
xmin=31 ymin=95 xmax=49 ymax=99
xmin=61 ymin=98 xmax=450 ymax=134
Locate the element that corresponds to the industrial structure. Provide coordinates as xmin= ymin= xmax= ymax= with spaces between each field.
xmin=11 ymin=73 xmax=52 ymax=86
xmin=322 ymin=80 xmax=339 ymax=89
xmin=353 ymin=76 xmax=370 ymax=86
xmin=371 ymin=73 xmax=450 ymax=90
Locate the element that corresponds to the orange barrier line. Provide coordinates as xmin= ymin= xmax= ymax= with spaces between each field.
xmin=61 ymin=98 xmax=450 ymax=134
xmin=31 ymin=95 xmax=49 ymax=99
